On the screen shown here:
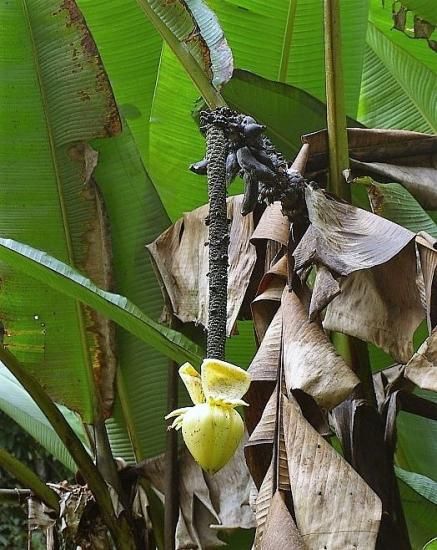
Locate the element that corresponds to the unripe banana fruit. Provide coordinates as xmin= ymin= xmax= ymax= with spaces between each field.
xmin=166 ymin=359 xmax=250 ymax=474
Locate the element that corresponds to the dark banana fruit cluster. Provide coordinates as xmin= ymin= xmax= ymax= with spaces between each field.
xmin=190 ymin=107 xmax=309 ymax=222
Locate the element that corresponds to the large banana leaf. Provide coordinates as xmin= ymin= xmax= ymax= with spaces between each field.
xmin=0 ymin=0 xmax=123 ymax=421
xmin=0 ymin=364 xmax=88 ymax=471
xmin=91 ymin=124 xmax=193 ymax=459
xmin=359 ymin=0 xmax=437 ymax=132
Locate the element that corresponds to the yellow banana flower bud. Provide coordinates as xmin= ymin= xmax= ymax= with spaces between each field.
xmin=165 ymin=359 xmax=250 ymax=474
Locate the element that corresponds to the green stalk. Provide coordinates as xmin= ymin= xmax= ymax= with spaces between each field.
xmin=324 ymin=0 xmax=350 ymax=201
xmin=278 ymin=0 xmax=298 ymax=82
xmin=0 ymin=449 xmax=59 ymax=513
xmin=324 ymin=0 xmax=368 ymax=383
xmin=135 ymin=0 xmax=227 ymax=109
xmin=0 ymin=488 xmax=31 ymax=505
xmin=0 ymin=347 xmax=136 ymax=550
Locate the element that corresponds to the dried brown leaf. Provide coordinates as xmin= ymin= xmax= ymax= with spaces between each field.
xmin=254 ymin=462 xmax=274 ymax=549
xmin=416 ymin=232 xmax=437 ymax=331
xmin=282 ymin=290 xmax=359 ymax=409
xmin=251 ymin=202 xmax=290 ymax=246
xmin=405 ymin=328 xmax=437 ymax=392
xmin=294 ymin=187 xmax=414 ymax=276
xmin=148 ymin=195 xmax=256 ymax=335
xmin=283 ymin=395 xmax=382 ymax=549
xmin=323 ymin=244 xmax=424 ymax=363
xmin=309 ymin=265 xmax=341 ymax=321
xmin=262 ymin=491 xmax=305 ymax=550
xmin=248 ymin=307 xmax=281 ymax=382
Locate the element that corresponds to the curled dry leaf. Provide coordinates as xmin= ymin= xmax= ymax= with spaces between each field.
xmin=405 ymin=328 xmax=437 ymax=392
xmin=294 ymin=187 xmax=414 ymax=276
xmin=416 ymin=232 xmax=437 ymax=331
xmin=282 ymin=290 xmax=359 ymax=410
xmin=294 ymin=188 xmax=424 ymax=362
xmin=250 ymin=202 xmax=290 ymax=246
xmin=141 ymin=444 xmax=255 ymax=549
xmin=262 ymin=491 xmax=305 ymax=550
xmin=147 ymin=195 xmax=256 ymax=335
xmin=248 ymin=307 xmax=282 ymax=382
xmin=282 ymin=395 xmax=382 ymax=549
xmin=309 ymin=264 xmax=341 ymax=321
xmin=323 ymin=244 xmax=424 ymax=363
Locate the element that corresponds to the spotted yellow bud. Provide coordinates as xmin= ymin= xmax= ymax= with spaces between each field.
xmin=165 ymin=359 xmax=250 ymax=474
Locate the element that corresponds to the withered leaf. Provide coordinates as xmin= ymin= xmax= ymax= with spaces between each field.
xmin=416 ymin=232 xmax=437 ymax=331
xmin=250 ymin=202 xmax=290 ymax=246
xmin=248 ymin=307 xmax=282 ymax=382
xmin=309 ymin=264 xmax=341 ymax=321
xmin=282 ymin=290 xmax=359 ymax=409
xmin=323 ymin=244 xmax=424 ymax=363
xmin=262 ymin=491 xmax=305 ymax=550
xmin=283 ymin=395 xmax=382 ymax=549
xmin=148 ymin=195 xmax=256 ymax=335
xmin=405 ymin=328 xmax=437 ymax=392
xmin=294 ymin=187 xmax=414 ymax=276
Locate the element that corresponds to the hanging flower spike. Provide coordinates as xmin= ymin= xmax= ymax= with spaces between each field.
xmin=165 ymin=359 xmax=251 ymax=474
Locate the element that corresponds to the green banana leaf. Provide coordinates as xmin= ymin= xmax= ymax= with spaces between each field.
xmin=91 ymin=123 xmax=194 ymax=460
xmin=0 ymin=0 xmax=123 ymax=421
xmin=0 ymin=238 xmax=202 ymax=366
xmin=402 ymin=0 xmax=437 ymax=24
xmin=354 ymin=178 xmax=437 ymax=237
xmin=209 ymin=0 xmax=370 ymax=117
xmin=359 ymin=0 xmax=437 ymax=132
xmin=398 ymin=474 xmax=437 ymax=549
xmin=0 ymin=364 xmax=88 ymax=471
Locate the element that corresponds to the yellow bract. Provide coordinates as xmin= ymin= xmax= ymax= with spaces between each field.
xmin=165 ymin=359 xmax=250 ymax=474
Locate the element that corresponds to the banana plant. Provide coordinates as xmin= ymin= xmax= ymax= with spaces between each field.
xmin=1 ymin=0 xmax=436 ymax=548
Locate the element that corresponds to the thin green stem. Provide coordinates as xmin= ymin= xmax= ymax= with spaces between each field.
xmin=0 ymin=449 xmax=59 ymax=513
xmin=0 ymin=488 xmax=31 ymax=506
xmin=278 ymin=0 xmax=297 ymax=82
xmin=135 ymin=0 xmax=227 ymax=109
xmin=324 ymin=0 xmax=350 ymax=201
xmin=0 ymin=347 xmax=136 ymax=550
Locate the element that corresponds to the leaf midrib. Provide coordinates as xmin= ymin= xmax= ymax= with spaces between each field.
xmin=20 ymin=0 xmax=96 ymax=416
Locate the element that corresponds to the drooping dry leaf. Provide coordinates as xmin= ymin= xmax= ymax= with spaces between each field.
xmin=416 ymin=232 xmax=437 ymax=331
xmin=253 ymin=461 xmax=274 ymax=549
xmin=141 ymin=444 xmax=255 ymax=549
xmin=303 ymin=128 xmax=437 ymax=175
xmin=405 ymin=328 xmax=437 ymax=392
xmin=248 ymin=307 xmax=282 ymax=382
xmin=245 ymin=387 xmax=277 ymax=489
xmin=351 ymin=158 xmax=437 ymax=210
xmin=147 ymin=195 xmax=256 ymax=335
xmin=262 ymin=491 xmax=305 ymax=550
xmin=294 ymin=187 xmax=415 ymax=276
xmin=323 ymin=244 xmax=424 ymax=363
xmin=283 ymin=395 xmax=382 ymax=549
xmin=250 ymin=202 xmax=290 ymax=246
xmin=293 ymin=187 xmax=424 ymax=362
xmin=309 ymin=265 xmax=341 ymax=321
xmin=282 ymin=290 xmax=359 ymax=410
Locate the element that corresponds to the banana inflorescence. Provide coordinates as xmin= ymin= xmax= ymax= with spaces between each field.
xmin=165 ymin=359 xmax=251 ymax=474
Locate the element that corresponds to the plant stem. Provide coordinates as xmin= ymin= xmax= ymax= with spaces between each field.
xmin=0 ymin=347 xmax=136 ymax=550
xmin=164 ymin=361 xmax=179 ymax=550
xmin=0 ymin=488 xmax=31 ymax=505
xmin=0 ymin=449 xmax=59 ymax=513
xmin=278 ymin=0 xmax=297 ymax=82
xmin=206 ymin=123 xmax=228 ymax=360
xmin=324 ymin=0 xmax=350 ymax=201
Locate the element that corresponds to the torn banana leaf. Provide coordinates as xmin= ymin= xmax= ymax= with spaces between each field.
xmin=405 ymin=328 xmax=437 ymax=392
xmin=147 ymin=195 xmax=256 ymax=335
xmin=294 ymin=188 xmax=424 ymax=362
